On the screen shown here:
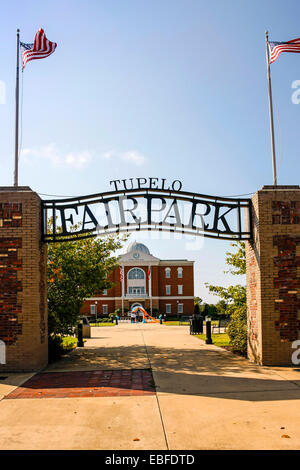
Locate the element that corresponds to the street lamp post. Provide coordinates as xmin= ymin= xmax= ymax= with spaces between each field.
xmin=95 ymin=301 xmax=98 ymax=324
xmin=77 ymin=321 xmax=84 ymax=347
xmin=205 ymin=316 xmax=213 ymax=344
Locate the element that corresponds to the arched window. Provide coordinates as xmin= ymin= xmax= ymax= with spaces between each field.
xmin=165 ymin=267 xmax=171 ymax=279
xmin=177 ymin=267 xmax=183 ymax=278
xmin=128 ymin=268 xmax=145 ymax=280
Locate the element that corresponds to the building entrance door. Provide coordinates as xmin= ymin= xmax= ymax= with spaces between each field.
xmin=130 ymin=303 xmax=144 ymax=322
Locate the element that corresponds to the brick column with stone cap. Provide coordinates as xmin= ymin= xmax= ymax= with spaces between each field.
xmin=246 ymin=185 xmax=300 ymax=365
xmin=0 ymin=187 xmax=47 ymax=371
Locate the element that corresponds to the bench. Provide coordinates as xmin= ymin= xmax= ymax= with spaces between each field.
xmin=179 ymin=315 xmax=192 ymax=325
xmin=212 ymin=318 xmax=231 ymax=333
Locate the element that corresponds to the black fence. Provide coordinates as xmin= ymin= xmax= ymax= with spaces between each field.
xmin=212 ymin=318 xmax=231 ymax=333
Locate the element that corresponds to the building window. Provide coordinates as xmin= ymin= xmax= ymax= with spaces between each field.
xmin=177 ymin=267 xmax=183 ymax=278
xmin=128 ymin=268 xmax=145 ymax=279
xmin=103 ymin=289 xmax=107 ymax=295
xmin=178 ymin=303 xmax=183 ymax=314
xmin=90 ymin=304 xmax=96 ymax=316
xmin=178 ymin=285 xmax=183 ymax=295
xmin=166 ymin=285 xmax=171 ymax=295
xmin=128 ymin=287 xmax=145 ymax=294
xmin=165 ymin=268 xmax=171 ymax=278
xmin=166 ymin=304 xmax=171 ymax=314
xmin=103 ymin=305 xmax=108 ymax=315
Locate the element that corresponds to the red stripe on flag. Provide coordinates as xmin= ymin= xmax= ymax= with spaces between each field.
xmin=22 ymin=28 xmax=57 ymax=69
xmin=269 ymin=37 xmax=300 ymax=64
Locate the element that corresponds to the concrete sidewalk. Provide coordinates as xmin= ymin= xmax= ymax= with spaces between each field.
xmin=0 ymin=323 xmax=300 ymax=450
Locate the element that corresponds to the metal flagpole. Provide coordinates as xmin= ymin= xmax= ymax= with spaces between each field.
xmin=265 ymin=31 xmax=277 ymax=186
xmin=14 ymin=29 xmax=20 ymax=187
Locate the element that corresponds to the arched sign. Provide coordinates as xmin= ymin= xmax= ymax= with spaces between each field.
xmin=42 ymin=178 xmax=252 ymax=242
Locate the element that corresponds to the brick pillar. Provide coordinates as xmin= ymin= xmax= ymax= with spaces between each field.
xmin=0 ymin=187 xmax=48 ymax=371
xmin=246 ymin=185 xmax=300 ymax=365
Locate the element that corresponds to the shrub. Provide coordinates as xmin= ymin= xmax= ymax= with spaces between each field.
xmin=227 ymin=305 xmax=247 ymax=355
xmin=62 ymin=336 xmax=77 ymax=350
xmin=99 ymin=317 xmax=113 ymax=323
xmin=48 ymin=335 xmax=64 ymax=363
xmin=48 ymin=335 xmax=77 ymax=363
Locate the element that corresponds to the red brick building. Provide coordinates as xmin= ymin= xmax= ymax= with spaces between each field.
xmin=81 ymin=241 xmax=194 ymax=318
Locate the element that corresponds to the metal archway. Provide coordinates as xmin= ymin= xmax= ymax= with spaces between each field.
xmin=42 ymin=187 xmax=252 ymax=243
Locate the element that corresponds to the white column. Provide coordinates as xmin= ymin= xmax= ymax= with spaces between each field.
xmin=149 ymin=265 xmax=152 ymax=316
xmin=121 ymin=265 xmax=124 ymax=315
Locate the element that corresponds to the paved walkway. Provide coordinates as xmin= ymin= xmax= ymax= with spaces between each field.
xmin=0 ymin=323 xmax=300 ymax=450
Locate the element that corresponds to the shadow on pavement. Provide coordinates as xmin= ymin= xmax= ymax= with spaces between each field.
xmin=1 ymin=342 xmax=299 ymax=402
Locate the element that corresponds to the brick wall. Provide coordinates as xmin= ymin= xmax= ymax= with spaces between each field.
xmin=0 ymin=237 xmax=22 ymax=345
xmin=246 ymin=186 xmax=300 ymax=365
xmin=157 ymin=265 xmax=194 ymax=297
xmin=0 ymin=187 xmax=48 ymax=371
xmin=80 ymin=299 xmax=116 ymax=316
xmin=80 ymin=261 xmax=194 ymax=317
xmin=159 ymin=299 xmax=194 ymax=315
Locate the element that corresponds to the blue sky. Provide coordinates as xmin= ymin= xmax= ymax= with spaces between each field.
xmin=1 ymin=0 xmax=300 ymax=301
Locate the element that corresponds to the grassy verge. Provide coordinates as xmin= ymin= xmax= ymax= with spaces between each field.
xmin=195 ymin=333 xmax=246 ymax=357
xmin=164 ymin=320 xmax=219 ymax=327
xmin=89 ymin=322 xmax=115 ymax=327
xmin=195 ymin=333 xmax=230 ymax=347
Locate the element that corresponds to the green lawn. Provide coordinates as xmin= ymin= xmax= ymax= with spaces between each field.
xmin=195 ymin=333 xmax=230 ymax=347
xmin=89 ymin=322 xmax=115 ymax=327
xmin=164 ymin=320 xmax=219 ymax=326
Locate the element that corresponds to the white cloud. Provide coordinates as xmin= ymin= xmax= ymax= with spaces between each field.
xmin=21 ymin=143 xmax=92 ymax=169
xmin=103 ymin=150 xmax=115 ymax=161
xmin=120 ymin=151 xmax=146 ymax=166
xmin=102 ymin=149 xmax=147 ymax=166
xmin=0 ymin=80 xmax=6 ymax=104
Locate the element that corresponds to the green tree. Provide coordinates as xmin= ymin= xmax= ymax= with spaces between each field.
xmin=194 ymin=296 xmax=203 ymax=306
xmin=225 ymin=241 xmax=246 ymax=275
xmin=215 ymin=299 xmax=228 ymax=317
xmin=47 ymin=232 xmax=126 ymax=336
xmin=200 ymin=303 xmax=218 ymax=319
xmin=205 ymin=242 xmax=247 ymax=355
xmin=194 ymin=303 xmax=201 ymax=315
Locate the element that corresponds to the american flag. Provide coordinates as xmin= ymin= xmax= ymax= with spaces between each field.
xmin=20 ymin=28 xmax=57 ymax=69
xmin=120 ymin=267 xmax=123 ymax=282
xmin=148 ymin=267 xmax=151 ymax=281
xmin=269 ymin=37 xmax=300 ymax=64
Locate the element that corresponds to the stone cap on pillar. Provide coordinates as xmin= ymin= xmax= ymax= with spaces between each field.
xmin=0 ymin=186 xmax=33 ymax=192
xmin=261 ymin=185 xmax=300 ymax=190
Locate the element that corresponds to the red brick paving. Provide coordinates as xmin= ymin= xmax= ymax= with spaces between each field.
xmin=5 ymin=369 xmax=155 ymax=399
